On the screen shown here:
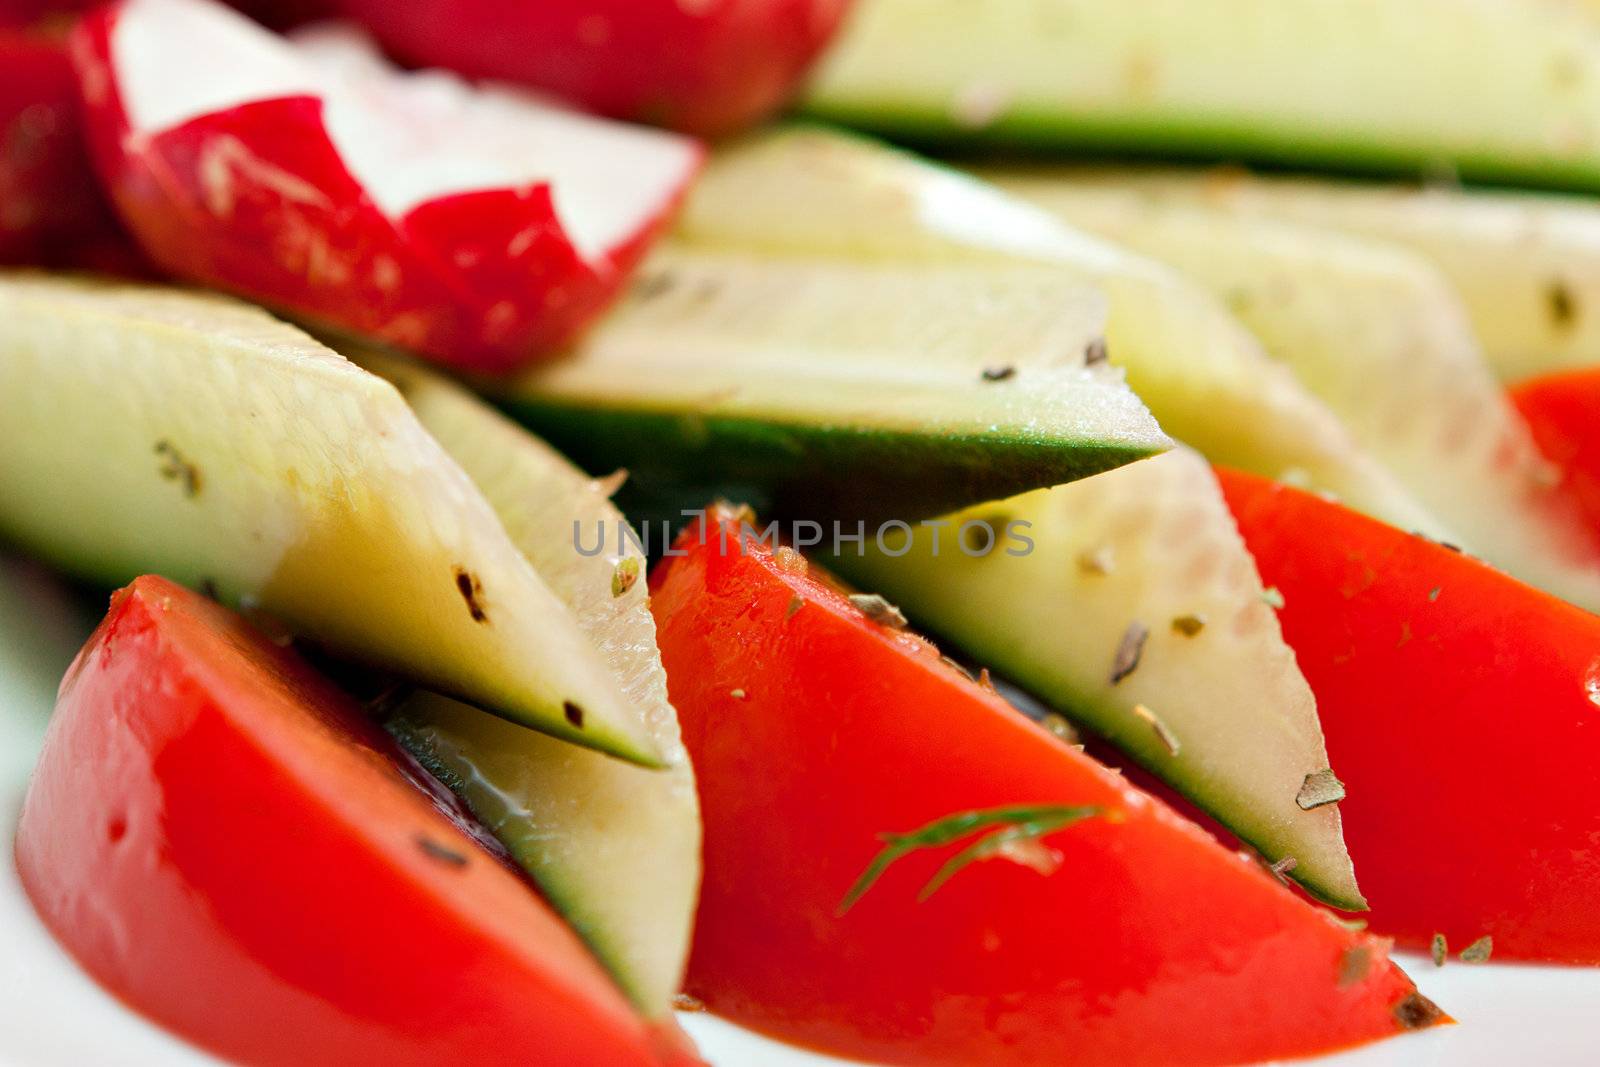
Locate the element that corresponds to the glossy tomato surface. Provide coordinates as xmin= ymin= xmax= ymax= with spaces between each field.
xmin=14 ymin=576 xmax=680 ymax=1066
xmin=651 ymin=506 xmax=1442 ymax=1067
xmin=332 ymin=0 xmax=853 ymax=137
xmin=1220 ymin=468 xmax=1600 ymax=962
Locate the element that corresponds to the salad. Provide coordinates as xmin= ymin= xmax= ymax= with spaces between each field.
xmin=2 ymin=1 xmax=1599 ymax=1065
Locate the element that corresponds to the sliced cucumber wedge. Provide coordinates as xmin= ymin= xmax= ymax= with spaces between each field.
xmin=680 ymin=127 xmax=1445 ymax=536
xmin=830 ymin=447 xmax=1363 ymax=910
xmin=803 ymin=0 xmax=1600 ymax=191
xmin=493 ymin=244 xmax=1168 ymax=521
xmin=0 ymin=274 xmax=660 ymax=766
xmin=1012 ymin=166 xmax=1600 ymax=385
xmin=357 ymin=352 xmax=698 ymax=1016
xmin=979 ymin=177 xmax=1600 ymax=610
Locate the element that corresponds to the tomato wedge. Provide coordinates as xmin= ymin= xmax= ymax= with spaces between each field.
xmin=1218 ymin=468 xmax=1600 ymax=962
xmin=1513 ymin=366 xmax=1600 ymax=547
xmin=328 ymin=0 xmax=853 ymax=137
xmin=14 ymin=576 xmax=688 ymax=1066
xmin=650 ymin=505 xmax=1442 ymax=1067
xmin=0 ymin=26 xmax=134 ymax=270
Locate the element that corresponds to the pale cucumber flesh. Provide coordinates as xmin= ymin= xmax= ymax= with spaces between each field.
xmin=830 ymin=448 xmax=1363 ymax=909
xmin=353 ymin=351 xmax=700 ymax=1017
xmin=0 ymin=274 xmax=659 ymax=765
xmin=1011 ymin=165 xmax=1600 ymax=384
xmin=681 ymin=127 xmax=1445 ymax=537
xmin=983 ymin=179 xmax=1600 ymax=611
xmin=803 ymin=0 xmax=1600 ymax=192
xmin=493 ymin=244 xmax=1168 ymax=522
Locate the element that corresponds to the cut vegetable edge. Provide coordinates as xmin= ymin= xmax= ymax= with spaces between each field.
xmin=0 ymin=273 xmax=661 ymax=765
xmin=829 ymin=448 xmax=1364 ymax=909
xmin=491 ymin=243 xmax=1169 ymax=522
xmin=352 ymin=348 xmax=700 ymax=1016
xmin=800 ymin=0 xmax=1600 ymax=192
xmin=15 ymin=576 xmax=672 ymax=1067
xmin=652 ymin=504 xmax=1445 ymax=1065
xmin=982 ymin=177 xmax=1600 ymax=611
xmin=677 ymin=125 xmax=1451 ymax=539
xmin=1000 ymin=163 xmax=1600 ymax=385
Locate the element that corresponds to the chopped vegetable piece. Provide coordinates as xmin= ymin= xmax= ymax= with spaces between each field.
xmin=1220 ymin=467 xmax=1600 ymax=962
xmin=651 ymin=503 xmax=1439 ymax=1066
xmin=0 ymin=27 xmax=134 ymax=270
xmin=72 ymin=0 xmax=702 ymax=372
xmin=327 ymin=0 xmax=853 ymax=137
xmin=14 ymin=576 xmax=681 ymax=1067
xmin=834 ymin=448 xmax=1364 ymax=908
xmin=681 ymin=127 xmax=1441 ymax=534
xmin=1460 ymin=937 xmax=1494 ymax=964
xmin=1042 ymin=165 xmax=1600 ymax=383
xmin=494 ymin=243 xmax=1167 ymax=521
xmin=803 ymin=0 xmax=1600 ymax=192
xmin=351 ymin=351 xmax=699 ymax=1017
xmin=0 ymin=275 xmax=660 ymax=764
xmin=983 ymin=172 xmax=1600 ymax=611
xmin=1513 ymin=367 xmax=1600 ymax=553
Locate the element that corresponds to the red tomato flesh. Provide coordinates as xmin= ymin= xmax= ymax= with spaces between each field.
xmin=330 ymin=0 xmax=853 ymax=137
xmin=14 ymin=576 xmax=681 ymax=1066
xmin=650 ymin=505 xmax=1444 ymax=1067
xmin=0 ymin=26 xmax=137 ymax=270
xmin=1513 ymin=367 xmax=1600 ymax=549
xmin=1219 ymin=468 xmax=1600 ymax=962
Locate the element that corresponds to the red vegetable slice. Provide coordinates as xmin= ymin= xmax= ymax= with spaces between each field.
xmin=0 ymin=26 xmax=136 ymax=270
xmin=650 ymin=504 xmax=1443 ymax=1067
xmin=14 ymin=576 xmax=688 ymax=1066
xmin=329 ymin=0 xmax=853 ymax=138
xmin=1513 ymin=366 xmax=1600 ymax=548
xmin=71 ymin=0 xmax=702 ymax=373
xmin=1218 ymin=467 xmax=1600 ymax=963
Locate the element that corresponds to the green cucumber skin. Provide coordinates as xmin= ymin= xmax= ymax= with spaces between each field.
xmin=501 ymin=400 xmax=1162 ymax=525
xmin=803 ymin=101 xmax=1600 ymax=195
xmin=386 ymin=716 xmax=641 ymax=1006
xmin=824 ymin=550 xmax=1360 ymax=912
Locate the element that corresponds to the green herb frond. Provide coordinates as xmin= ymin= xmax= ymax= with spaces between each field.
xmin=837 ymin=803 xmax=1100 ymax=914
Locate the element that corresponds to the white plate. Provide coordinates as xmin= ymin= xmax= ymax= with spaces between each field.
xmin=2 ymin=555 xmax=1596 ymax=1067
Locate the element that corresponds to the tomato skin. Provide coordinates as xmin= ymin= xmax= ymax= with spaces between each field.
xmin=69 ymin=2 xmax=700 ymax=375
xmin=1218 ymin=468 xmax=1600 ymax=963
xmin=15 ymin=576 xmax=676 ymax=1067
xmin=0 ymin=26 xmax=137 ymax=269
xmin=1513 ymin=367 xmax=1600 ymax=547
xmin=330 ymin=0 xmax=853 ymax=137
xmin=650 ymin=507 xmax=1440 ymax=1067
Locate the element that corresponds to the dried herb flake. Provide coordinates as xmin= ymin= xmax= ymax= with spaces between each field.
xmin=1109 ymin=621 xmax=1149 ymax=684
xmin=980 ymin=365 xmax=1017 ymax=382
xmin=1296 ymin=768 xmax=1346 ymax=810
xmin=1394 ymin=991 xmax=1446 ymax=1031
xmin=850 ymin=593 xmax=907 ymax=629
xmin=416 ymin=835 xmax=469 ymax=868
xmin=1171 ymin=613 xmax=1206 ymax=637
xmin=610 ymin=556 xmax=641 ymax=597
xmin=1131 ymin=703 xmax=1180 ymax=755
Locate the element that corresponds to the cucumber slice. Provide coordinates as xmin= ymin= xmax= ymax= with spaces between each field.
xmin=493 ymin=244 xmax=1168 ymax=521
xmin=357 ymin=352 xmax=698 ymax=1016
xmin=0 ymin=274 xmax=660 ymax=766
xmin=1013 ymin=167 xmax=1600 ymax=385
xmin=679 ymin=127 xmax=1445 ymax=536
xmin=802 ymin=0 xmax=1600 ymax=191
xmin=979 ymin=177 xmax=1600 ymax=610
xmin=829 ymin=447 xmax=1364 ymax=910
